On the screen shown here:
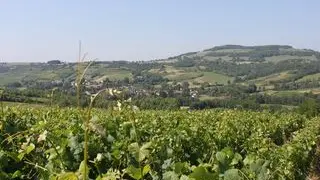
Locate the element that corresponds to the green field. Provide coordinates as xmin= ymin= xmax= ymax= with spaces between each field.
xmin=198 ymin=95 xmax=228 ymax=100
xmin=165 ymin=71 xmax=202 ymax=81
xmin=92 ymin=68 xmax=132 ymax=81
xmin=201 ymin=54 xmax=306 ymax=63
xmin=267 ymin=88 xmax=320 ymax=96
xmin=260 ymin=103 xmax=297 ymax=109
xmin=2 ymin=101 xmax=46 ymax=108
xmin=265 ymin=55 xmax=317 ymax=63
xmin=0 ymin=64 xmax=74 ymax=85
xmin=297 ymin=73 xmax=320 ymax=82
xmin=0 ymin=64 xmax=132 ymax=86
xmin=192 ymin=72 xmax=234 ymax=85
xmin=249 ymin=71 xmax=293 ymax=86
xmin=152 ymin=68 xmax=233 ymax=85
xmin=1 ymin=105 xmax=319 ymax=179
xmin=0 ymin=65 xmax=34 ymax=85
xmin=0 ymin=73 xmax=26 ymax=86
xmin=150 ymin=65 xmax=204 ymax=81
xmin=202 ymin=55 xmax=233 ymax=61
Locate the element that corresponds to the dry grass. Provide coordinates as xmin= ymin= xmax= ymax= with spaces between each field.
xmin=249 ymin=71 xmax=292 ymax=86
xmin=192 ymin=72 xmax=233 ymax=85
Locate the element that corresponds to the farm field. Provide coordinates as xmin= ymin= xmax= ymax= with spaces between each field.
xmin=1 ymin=101 xmax=46 ymax=108
xmin=191 ymin=72 xmax=233 ymax=85
xmin=1 ymin=105 xmax=319 ymax=179
xmin=297 ymin=73 xmax=320 ymax=82
xmin=265 ymin=55 xmax=317 ymax=63
xmin=248 ymin=71 xmax=293 ymax=86
xmin=149 ymin=66 xmax=202 ymax=82
xmin=91 ymin=68 xmax=132 ymax=82
xmin=267 ymin=88 xmax=320 ymax=96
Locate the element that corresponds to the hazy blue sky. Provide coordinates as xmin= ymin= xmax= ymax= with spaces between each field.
xmin=1 ymin=0 xmax=320 ymax=62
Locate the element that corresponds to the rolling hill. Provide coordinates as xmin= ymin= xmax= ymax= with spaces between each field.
xmin=1 ymin=44 xmax=320 ymax=90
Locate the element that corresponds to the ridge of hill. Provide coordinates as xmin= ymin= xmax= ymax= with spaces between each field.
xmin=161 ymin=44 xmax=320 ymax=63
xmin=1 ymin=44 xmax=320 ymax=91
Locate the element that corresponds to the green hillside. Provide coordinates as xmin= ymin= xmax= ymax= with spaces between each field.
xmin=1 ymin=45 xmax=320 ymax=107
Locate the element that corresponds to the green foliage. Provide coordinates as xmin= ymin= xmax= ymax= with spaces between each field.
xmin=0 ymin=105 xmax=319 ymax=179
xmin=128 ymin=142 xmax=152 ymax=163
xmin=189 ymin=166 xmax=217 ymax=180
xmin=298 ymin=99 xmax=320 ymax=117
xmin=134 ymin=97 xmax=180 ymax=110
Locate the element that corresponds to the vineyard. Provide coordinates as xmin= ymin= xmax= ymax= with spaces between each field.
xmin=0 ymin=104 xmax=320 ymax=179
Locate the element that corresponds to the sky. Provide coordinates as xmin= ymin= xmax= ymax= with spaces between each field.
xmin=1 ymin=0 xmax=320 ymax=62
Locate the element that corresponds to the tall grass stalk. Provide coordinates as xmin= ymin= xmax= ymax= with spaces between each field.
xmin=75 ymin=41 xmax=99 ymax=179
xmin=0 ymin=89 xmax=3 ymax=117
xmin=76 ymin=41 xmax=82 ymax=108
xmin=83 ymin=89 xmax=106 ymax=178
